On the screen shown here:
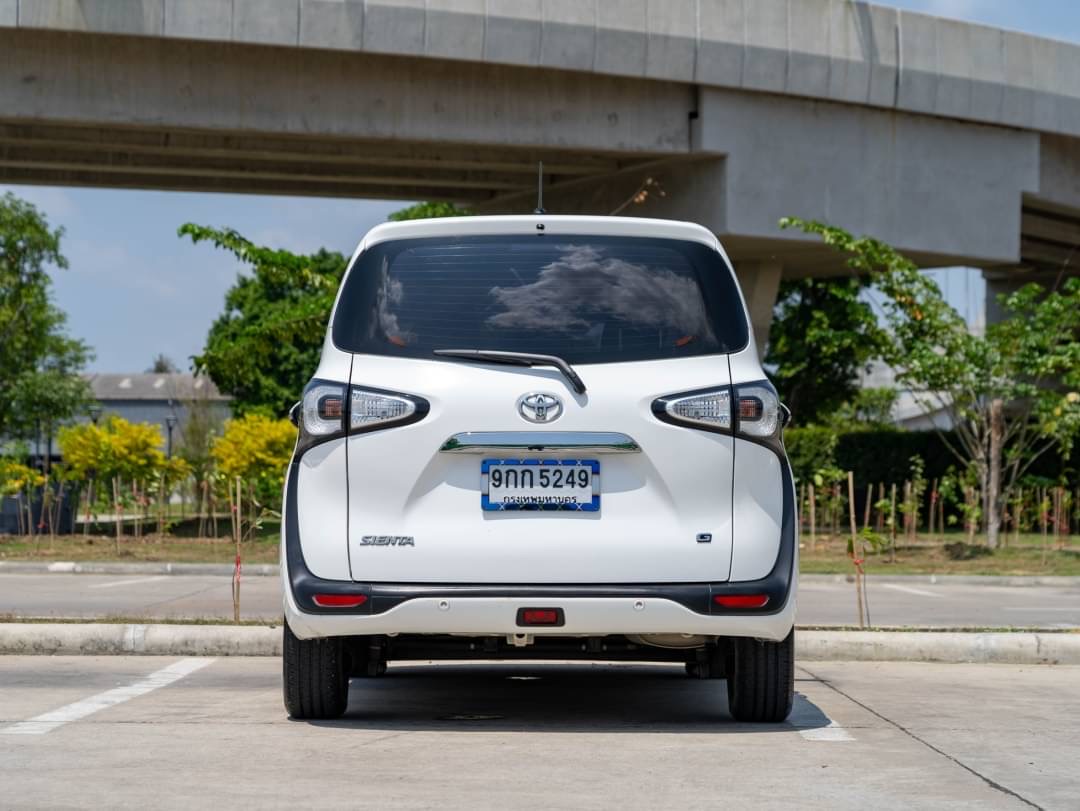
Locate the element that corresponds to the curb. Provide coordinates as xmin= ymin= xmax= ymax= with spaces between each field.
xmin=800 ymin=574 xmax=1080 ymax=587
xmin=0 ymin=561 xmax=280 ymax=576
xmin=0 ymin=623 xmax=281 ymax=656
xmin=2 ymin=624 xmax=1079 ymax=663
xmin=797 ymin=630 xmax=1080 ymax=665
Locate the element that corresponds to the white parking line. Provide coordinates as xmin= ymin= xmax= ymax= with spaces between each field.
xmin=798 ymin=721 xmax=855 ymax=742
xmin=880 ymin=583 xmax=942 ymax=598
xmin=0 ymin=658 xmax=214 ymax=735
xmin=87 ymin=576 xmax=169 ymax=589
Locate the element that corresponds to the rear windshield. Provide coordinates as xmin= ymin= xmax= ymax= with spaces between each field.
xmin=331 ymin=234 xmax=748 ymax=364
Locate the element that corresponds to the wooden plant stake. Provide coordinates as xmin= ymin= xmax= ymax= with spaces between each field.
xmin=112 ymin=476 xmax=122 ymax=555
xmin=847 ymin=471 xmax=865 ymax=628
xmin=927 ymin=478 xmax=937 ymax=534
xmin=876 ymin=482 xmax=885 ymax=532
xmin=863 ymin=483 xmax=873 ymax=531
xmin=232 ymin=476 xmax=242 ymax=623
xmin=889 ymin=483 xmax=898 ymax=564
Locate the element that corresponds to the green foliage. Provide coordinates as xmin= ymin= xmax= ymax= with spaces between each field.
xmin=0 ymin=192 xmax=92 ymax=440
xmin=210 ymin=414 xmax=296 ymax=504
xmin=179 ymin=224 xmax=346 ymax=417
xmin=388 ymin=201 xmax=472 ymax=221
xmin=767 ymin=275 xmax=884 ymax=423
xmin=830 ymin=387 xmax=898 ymax=429
xmin=782 ymin=217 xmax=1080 ymax=546
xmin=784 ymin=425 xmax=838 ymax=482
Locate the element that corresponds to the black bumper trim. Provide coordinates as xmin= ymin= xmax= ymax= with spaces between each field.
xmin=284 ymin=454 xmax=795 ymax=618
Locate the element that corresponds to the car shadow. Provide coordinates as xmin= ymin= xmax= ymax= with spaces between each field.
xmin=301 ymin=662 xmax=831 ymax=734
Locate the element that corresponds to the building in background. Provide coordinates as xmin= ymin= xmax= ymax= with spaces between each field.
xmin=83 ymin=373 xmax=232 ymax=455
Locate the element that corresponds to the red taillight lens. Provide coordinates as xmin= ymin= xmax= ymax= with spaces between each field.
xmin=312 ymin=593 xmax=368 ymax=608
xmin=713 ymin=594 xmax=769 ymax=609
xmin=517 ymin=608 xmax=563 ymax=626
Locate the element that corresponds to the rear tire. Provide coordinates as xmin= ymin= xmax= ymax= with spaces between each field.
xmin=283 ymin=621 xmax=349 ymax=719
xmin=726 ymin=629 xmax=794 ymax=723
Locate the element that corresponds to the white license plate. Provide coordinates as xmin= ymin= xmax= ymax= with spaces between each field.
xmin=481 ymin=459 xmax=600 ymax=512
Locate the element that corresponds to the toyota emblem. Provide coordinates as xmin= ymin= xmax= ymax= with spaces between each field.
xmin=518 ymin=392 xmax=563 ymax=423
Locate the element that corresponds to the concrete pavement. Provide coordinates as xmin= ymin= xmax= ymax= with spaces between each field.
xmin=2 ymin=572 xmax=1078 ymax=628
xmin=1 ymin=657 xmax=1076 ymax=809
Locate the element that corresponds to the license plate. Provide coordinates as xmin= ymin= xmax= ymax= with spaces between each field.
xmin=481 ymin=459 xmax=600 ymax=512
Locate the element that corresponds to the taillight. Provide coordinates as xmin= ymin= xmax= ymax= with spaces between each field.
xmin=662 ymin=388 xmax=732 ymax=430
xmin=733 ymin=383 xmax=780 ymax=439
xmin=652 ymin=380 xmax=785 ymax=451
xmin=295 ymin=379 xmax=429 ymax=453
xmin=350 ymin=388 xmax=416 ymax=430
xmin=302 ymin=383 xmax=347 ymax=437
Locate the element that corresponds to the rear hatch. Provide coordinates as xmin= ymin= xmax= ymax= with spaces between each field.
xmin=334 ymin=230 xmax=749 ymax=584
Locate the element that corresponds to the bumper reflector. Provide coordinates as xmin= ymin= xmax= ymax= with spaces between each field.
xmin=313 ymin=593 xmax=368 ymax=608
xmin=713 ymin=594 xmax=770 ymax=609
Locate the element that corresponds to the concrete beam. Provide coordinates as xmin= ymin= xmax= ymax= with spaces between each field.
xmin=697 ymin=87 xmax=1041 ymax=265
xmin=0 ymin=28 xmax=693 ymax=155
xmin=6 ymin=0 xmax=1080 ymax=140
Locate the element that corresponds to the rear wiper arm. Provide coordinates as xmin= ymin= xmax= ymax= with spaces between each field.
xmin=433 ymin=349 xmax=587 ymax=394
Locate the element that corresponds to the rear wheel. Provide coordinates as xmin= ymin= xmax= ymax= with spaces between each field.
xmin=726 ymin=630 xmax=794 ymax=723
xmin=283 ymin=621 xmax=349 ymax=719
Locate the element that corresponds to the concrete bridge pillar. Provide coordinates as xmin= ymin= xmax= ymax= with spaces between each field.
xmin=732 ymin=260 xmax=783 ymax=357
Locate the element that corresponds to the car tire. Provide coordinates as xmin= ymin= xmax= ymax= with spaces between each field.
xmin=283 ymin=621 xmax=349 ymax=719
xmin=726 ymin=629 xmax=794 ymax=723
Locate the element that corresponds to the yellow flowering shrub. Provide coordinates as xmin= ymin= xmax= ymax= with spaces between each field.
xmin=210 ymin=415 xmax=296 ymax=500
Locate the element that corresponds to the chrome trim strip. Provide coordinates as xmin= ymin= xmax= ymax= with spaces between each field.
xmin=439 ymin=431 xmax=641 ymax=453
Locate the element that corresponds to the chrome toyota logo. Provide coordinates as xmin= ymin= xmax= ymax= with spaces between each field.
xmin=518 ymin=392 xmax=563 ymax=423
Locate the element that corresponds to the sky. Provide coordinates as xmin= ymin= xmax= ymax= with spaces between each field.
xmin=5 ymin=0 xmax=1078 ymax=373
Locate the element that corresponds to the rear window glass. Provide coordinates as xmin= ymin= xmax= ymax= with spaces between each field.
xmin=332 ymin=234 xmax=748 ymax=364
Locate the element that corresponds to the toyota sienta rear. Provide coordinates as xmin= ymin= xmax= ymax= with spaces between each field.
xmin=281 ymin=215 xmax=796 ymax=722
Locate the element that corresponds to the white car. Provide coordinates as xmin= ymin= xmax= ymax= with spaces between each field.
xmin=282 ymin=215 xmax=796 ymax=722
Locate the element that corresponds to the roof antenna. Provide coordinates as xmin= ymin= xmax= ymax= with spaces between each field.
xmin=533 ymin=161 xmax=545 ymax=215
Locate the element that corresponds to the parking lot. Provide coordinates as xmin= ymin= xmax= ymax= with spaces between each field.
xmin=1 ymin=657 xmax=1076 ymax=809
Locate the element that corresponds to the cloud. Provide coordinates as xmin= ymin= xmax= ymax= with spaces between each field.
xmin=485 ymin=244 xmax=717 ymax=344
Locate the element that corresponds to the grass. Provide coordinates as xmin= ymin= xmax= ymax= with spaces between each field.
xmin=799 ymin=532 xmax=1080 ymax=576
xmin=2 ymin=528 xmax=1078 ymax=576
xmin=0 ymin=531 xmax=281 ymax=564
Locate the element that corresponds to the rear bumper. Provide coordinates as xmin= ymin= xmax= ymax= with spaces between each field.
xmin=281 ymin=458 xmax=798 ymax=642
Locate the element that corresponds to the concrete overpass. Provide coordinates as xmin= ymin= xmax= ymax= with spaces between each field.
xmin=3 ymin=0 xmax=1080 ymax=344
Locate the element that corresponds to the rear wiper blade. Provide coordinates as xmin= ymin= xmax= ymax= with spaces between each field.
xmin=433 ymin=349 xmax=587 ymax=394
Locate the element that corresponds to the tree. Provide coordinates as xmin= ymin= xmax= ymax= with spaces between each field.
xmin=766 ymin=275 xmax=883 ymax=423
xmin=783 ymin=217 xmax=1080 ymax=548
xmin=388 ymin=201 xmax=471 ymax=221
xmin=147 ymin=354 xmax=178 ymax=373
xmin=179 ymin=224 xmax=346 ymax=417
xmin=0 ymin=192 xmax=92 ymax=443
xmin=184 ymin=202 xmax=472 ymax=416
